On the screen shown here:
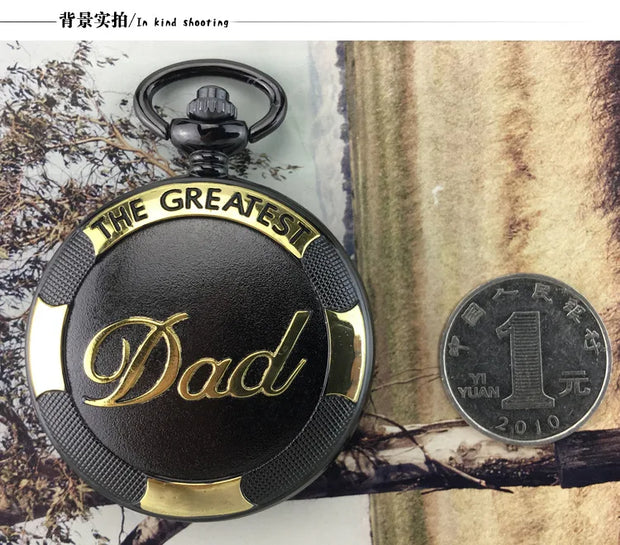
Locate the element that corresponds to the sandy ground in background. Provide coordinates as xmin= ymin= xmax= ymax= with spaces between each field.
xmin=347 ymin=41 xmax=620 ymax=545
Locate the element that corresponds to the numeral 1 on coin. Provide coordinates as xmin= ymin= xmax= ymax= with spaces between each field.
xmin=496 ymin=311 xmax=555 ymax=410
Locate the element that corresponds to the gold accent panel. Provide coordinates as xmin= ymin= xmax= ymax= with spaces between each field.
xmin=27 ymin=298 xmax=68 ymax=396
xmin=140 ymin=476 xmax=254 ymax=518
xmin=83 ymin=183 xmax=320 ymax=259
xmin=325 ymin=305 xmax=367 ymax=402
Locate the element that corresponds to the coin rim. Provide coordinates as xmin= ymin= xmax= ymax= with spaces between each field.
xmin=439 ymin=272 xmax=612 ymax=446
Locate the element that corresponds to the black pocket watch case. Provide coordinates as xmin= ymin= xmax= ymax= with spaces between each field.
xmin=26 ymin=59 xmax=373 ymax=520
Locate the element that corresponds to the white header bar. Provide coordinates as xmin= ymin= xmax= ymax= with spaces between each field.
xmin=0 ymin=0 xmax=618 ymax=40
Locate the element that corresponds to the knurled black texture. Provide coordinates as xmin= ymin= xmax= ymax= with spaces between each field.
xmin=240 ymin=395 xmax=355 ymax=505
xmin=37 ymin=391 xmax=147 ymax=504
xmin=301 ymin=237 xmax=358 ymax=312
xmin=39 ymin=230 xmax=95 ymax=306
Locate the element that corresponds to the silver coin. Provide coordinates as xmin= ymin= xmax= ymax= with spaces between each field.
xmin=440 ymin=273 xmax=612 ymax=445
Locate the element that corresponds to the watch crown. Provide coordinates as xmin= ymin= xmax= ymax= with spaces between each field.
xmin=187 ymin=85 xmax=237 ymax=122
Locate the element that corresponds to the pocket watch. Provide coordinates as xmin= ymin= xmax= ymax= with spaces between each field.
xmin=26 ymin=59 xmax=373 ymax=520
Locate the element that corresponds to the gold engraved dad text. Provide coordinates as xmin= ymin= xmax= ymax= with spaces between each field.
xmin=84 ymin=311 xmax=311 ymax=407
